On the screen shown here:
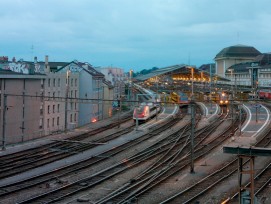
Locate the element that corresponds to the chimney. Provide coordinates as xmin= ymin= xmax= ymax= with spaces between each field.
xmin=45 ymin=55 xmax=50 ymax=73
xmin=12 ymin=57 xmax=16 ymax=62
xmin=34 ymin=56 xmax=37 ymax=63
xmin=45 ymin=55 xmax=49 ymax=65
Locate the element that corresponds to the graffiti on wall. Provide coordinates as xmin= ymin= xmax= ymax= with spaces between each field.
xmin=2 ymin=62 xmax=44 ymax=74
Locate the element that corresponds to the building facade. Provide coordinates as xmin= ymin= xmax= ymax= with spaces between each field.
xmin=214 ymin=44 xmax=261 ymax=77
xmin=0 ymin=69 xmax=45 ymax=146
xmin=96 ymin=67 xmax=126 ymax=100
xmin=57 ymin=61 xmax=105 ymax=126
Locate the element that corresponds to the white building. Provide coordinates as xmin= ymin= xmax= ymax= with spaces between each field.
xmin=95 ymin=67 xmax=125 ymax=99
xmin=57 ymin=61 xmax=105 ymax=126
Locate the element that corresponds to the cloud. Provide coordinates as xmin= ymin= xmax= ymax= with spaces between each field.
xmin=0 ymin=0 xmax=271 ymax=71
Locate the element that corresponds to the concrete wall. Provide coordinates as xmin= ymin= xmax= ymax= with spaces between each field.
xmin=0 ymin=78 xmax=43 ymax=145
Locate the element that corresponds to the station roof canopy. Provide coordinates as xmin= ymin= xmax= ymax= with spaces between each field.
xmin=135 ymin=64 xmax=229 ymax=82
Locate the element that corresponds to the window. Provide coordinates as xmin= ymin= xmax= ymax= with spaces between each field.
xmin=47 ymin=119 xmax=50 ymax=128
xmin=53 ymin=92 xmax=55 ymax=98
xmin=39 ymin=118 xmax=43 ymax=129
xmin=53 ymin=105 xmax=55 ymax=113
xmin=70 ymin=114 xmax=72 ymax=122
xmin=71 ymin=90 xmax=73 ymax=98
xmin=52 ymin=118 xmax=55 ymax=127
xmin=58 ymin=78 xmax=60 ymax=87
xmin=48 ymin=105 xmax=50 ymax=114
xmin=57 ymin=104 xmax=60 ymax=112
xmin=75 ymin=79 xmax=77 ymax=86
xmin=53 ymin=79 xmax=56 ymax=87
xmin=75 ymin=90 xmax=77 ymax=98
xmin=74 ymin=113 xmax=77 ymax=121
xmin=71 ymin=78 xmax=73 ymax=86
xmin=48 ymin=79 xmax=50 ymax=87
xmin=57 ymin=117 xmax=59 ymax=125
xmin=41 ymin=79 xmax=44 ymax=89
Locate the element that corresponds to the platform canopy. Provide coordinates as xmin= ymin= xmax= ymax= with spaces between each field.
xmin=223 ymin=146 xmax=271 ymax=156
xmin=134 ymin=64 xmax=229 ymax=82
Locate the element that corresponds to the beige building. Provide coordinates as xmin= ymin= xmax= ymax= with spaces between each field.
xmin=102 ymin=80 xmax=114 ymax=119
xmin=0 ymin=69 xmax=45 ymax=147
xmin=214 ymin=44 xmax=261 ymax=77
xmin=43 ymin=72 xmax=79 ymax=135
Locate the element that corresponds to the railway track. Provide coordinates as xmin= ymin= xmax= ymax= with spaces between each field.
xmin=218 ymin=113 xmax=271 ymax=203
xmin=161 ymin=106 xmax=271 ymax=204
xmin=0 ymin=116 xmax=134 ymax=180
xmin=94 ymin=107 xmax=234 ymax=204
xmin=1 ymin=107 xmax=183 ymax=203
xmin=16 ymin=104 xmax=230 ymax=204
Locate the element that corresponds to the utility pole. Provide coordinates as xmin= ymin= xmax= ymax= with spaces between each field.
xmin=156 ymin=76 xmax=158 ymax=121
xmin=209 ymin=64 xmax=212 ymax=111
xmin=190 ymin=95 xmax=195 ymax=173
xmin=2 ymin=94 xmax=7 ymax=150
xmin=190 ymin=67 xmax=195 ymax=174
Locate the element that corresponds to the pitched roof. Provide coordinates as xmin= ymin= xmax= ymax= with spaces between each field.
xmin=215 ymin=44 xmax=261 ymax=59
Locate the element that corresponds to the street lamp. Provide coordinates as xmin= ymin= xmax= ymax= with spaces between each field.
xmin=228 ymin=69 xmax=234 ymax=130
xmin=190 ymin=67 xmax=194 ymax=98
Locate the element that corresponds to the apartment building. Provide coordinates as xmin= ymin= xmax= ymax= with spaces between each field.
xmin=43 ymin=72 xmax=79 ymax=135
xmin=96 ymin=66 xmax=125 ymax=99
xmin=57 ymin=61 xmax=105 ymax=126
xmin=0 ymin=68 xmax=45 ymax=146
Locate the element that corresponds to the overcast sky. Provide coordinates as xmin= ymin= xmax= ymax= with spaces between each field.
xmin=1 ymin=0 xmax=271 ymax=72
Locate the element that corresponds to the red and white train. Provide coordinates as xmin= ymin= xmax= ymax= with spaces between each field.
xmin=133 ymin=102 xmax=161 ymax=123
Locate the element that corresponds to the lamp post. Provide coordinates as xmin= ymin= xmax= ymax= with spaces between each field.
xmin=189 ymin=66 xmax=195 ymax=173
xmin=209 ymin=64 xmax=212 ymax=110
xmin=228 ymin=69 xmax=234 ymax=131
xmin=191 ymin=67 xmax=194 ymax=98
xmin=2 ymin=94 xmax=7 ymax=150
xmin=129 ymin=69 xmax=133 ymax=106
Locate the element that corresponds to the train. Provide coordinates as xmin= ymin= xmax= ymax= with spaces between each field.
xmin=258 ymin=89 xmax=271 ymax=99
xmin=218 ymin=92 xmax=229 ymax=105
xmin=169 ymin=92 xmax=189 ymax=105
xmin=205 ymin=91 xmax=229 ymax=105
xmin=133 ymin=102 xmax=161 ymax=123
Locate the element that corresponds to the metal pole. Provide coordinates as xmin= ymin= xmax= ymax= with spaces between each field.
xmin=190 ymin=96 xmax=195 ymax=173
xmin=239 ymin=106 xmax=242 ymax=136
xmin=136 ymin=94 xmax=139 ymax=131
xmin=209 ymin=64 xmax=212 ymax=110
xmin=250 ymin=157 xmax=255 ymax=204
xmin=191 ymin=68 xmax=194 ymax=97
xmin=230 ymin=70 xmax=234 ymax=129
xmin=2 ymin=94 xmax=7 ymax=150
xmin=255 ymin=107 xmax=258 ymax=123
xmin=156 ymin=76 xmax=158 ymax=121
xmin=238 ymin=156 xmax=243 ymax=204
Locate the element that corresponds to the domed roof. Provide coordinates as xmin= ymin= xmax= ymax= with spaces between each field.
xmin=215 ymin=44 xmax=261 ymax=59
